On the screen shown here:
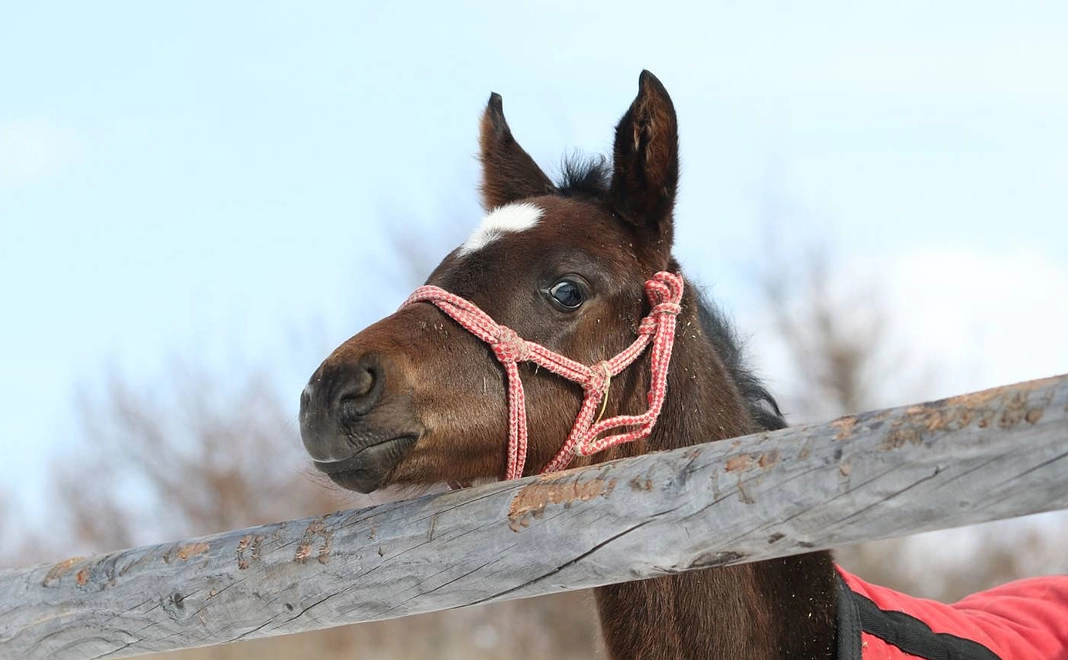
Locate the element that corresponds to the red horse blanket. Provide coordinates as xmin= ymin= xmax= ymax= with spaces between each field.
xmin=836 ymin=567 xmax=1068 ymax=659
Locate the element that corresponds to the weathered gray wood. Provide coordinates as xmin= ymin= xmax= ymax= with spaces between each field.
xmin=2 ymin=375 xmax=1067 ymax=660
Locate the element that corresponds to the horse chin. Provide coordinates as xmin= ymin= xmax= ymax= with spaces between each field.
xmin=316 ymin=435 xmax=419 ymax=494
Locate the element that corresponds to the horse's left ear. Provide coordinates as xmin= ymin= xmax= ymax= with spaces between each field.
xmin=609 ymin=71 xmax=679 ymax=248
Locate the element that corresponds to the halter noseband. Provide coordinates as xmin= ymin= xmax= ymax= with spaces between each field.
xmin=401 ymin=271 xmax=684 ymax=480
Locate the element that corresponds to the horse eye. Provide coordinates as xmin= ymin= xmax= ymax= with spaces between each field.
xmin=548 ymin=280 xmax=585 ymax=310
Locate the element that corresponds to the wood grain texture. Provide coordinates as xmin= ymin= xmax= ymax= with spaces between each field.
xmin=2 ymin=374 xmax=1067 ymax=660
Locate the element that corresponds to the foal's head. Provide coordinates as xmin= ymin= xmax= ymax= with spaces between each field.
xmin=300 ymin=72 xmax=697 ymax=493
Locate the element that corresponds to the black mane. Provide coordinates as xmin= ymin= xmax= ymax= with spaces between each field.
xmin=693 ymin=289 xmax=787 ymax=432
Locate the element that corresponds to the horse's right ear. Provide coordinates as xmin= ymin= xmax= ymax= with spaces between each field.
xmin=478 ymin=93 xmax=554 ymax=211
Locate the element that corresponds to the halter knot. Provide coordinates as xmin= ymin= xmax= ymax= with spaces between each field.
xmin=638 ymin=302 xmax=681 ymax=335
xmin=490 ymin=325 xmax=527 ymax=363
xmin=585 ymin=361 xmax=613 ymax=395
xmin=651 ymin=301 xmax=683 ymax=319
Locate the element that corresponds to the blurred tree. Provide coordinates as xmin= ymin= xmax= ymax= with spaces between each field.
xmin=753 ymin=212 xmax=1068 ymax=602
xmin=52 ymin=365 xmax=343 ymax=552
xmin=757 ymin=242 xmax=887 ymax=420
xmin=0 ymin=493 xmax=23 ymax=568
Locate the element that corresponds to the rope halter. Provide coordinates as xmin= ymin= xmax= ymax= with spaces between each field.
xmin=401 ymin=271 xmax=684 ymax=481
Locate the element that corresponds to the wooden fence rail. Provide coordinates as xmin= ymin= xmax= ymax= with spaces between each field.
xmin=2 ymin=374 xmax=1067 ymax=660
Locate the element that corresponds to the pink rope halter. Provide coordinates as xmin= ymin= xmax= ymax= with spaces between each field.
xmin=401 ymin=271 xmax=684 ymax=481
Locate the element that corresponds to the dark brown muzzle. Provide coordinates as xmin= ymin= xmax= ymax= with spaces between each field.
xmin=299 ymin=351 xmax=419 ymax=492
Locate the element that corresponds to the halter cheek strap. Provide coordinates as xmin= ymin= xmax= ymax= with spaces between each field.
xmin=401 ymin=271 xmax=684 ymax=480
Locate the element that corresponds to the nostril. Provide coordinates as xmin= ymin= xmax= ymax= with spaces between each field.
xmin=342 ymin=366 xmax=375 ymax=401
xmin=335 ymin=357 xmax=384 ymax=418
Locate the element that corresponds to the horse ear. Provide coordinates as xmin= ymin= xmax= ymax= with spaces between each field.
xmin=609 ymin=71 xmax=679 ymax=244
xmin=478 ymin=93 xmax=555 ymax=211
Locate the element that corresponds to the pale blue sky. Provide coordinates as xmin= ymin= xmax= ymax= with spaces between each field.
xmin=2 ymin=2 xmax=1067 ymax=525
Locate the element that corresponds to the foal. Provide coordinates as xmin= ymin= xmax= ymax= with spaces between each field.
xmin=299 ymin=73 xmax=1068 ymax=659
xmin=300 ymin=71 xmax=834 ymax=658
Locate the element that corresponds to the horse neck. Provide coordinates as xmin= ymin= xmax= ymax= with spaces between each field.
xmin=592 ymin=287 xmax=838 ymax=660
